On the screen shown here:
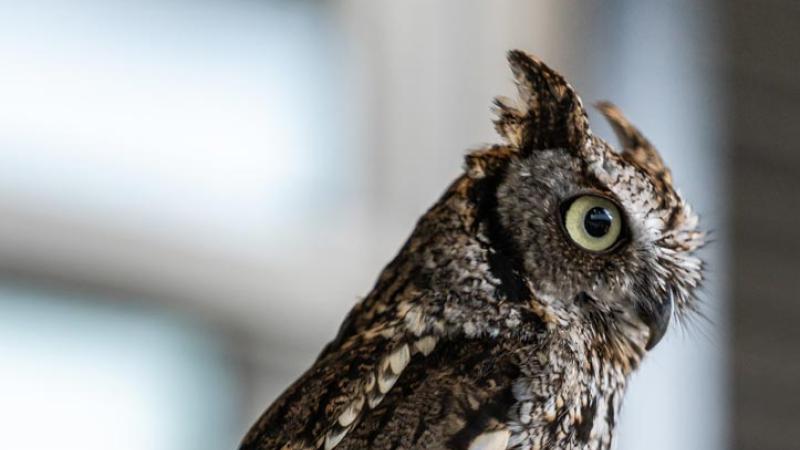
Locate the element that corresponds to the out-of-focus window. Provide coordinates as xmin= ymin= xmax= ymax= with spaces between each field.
xmin=0 ymin=0 xmax=341 ymax=448
xmin=0 ymin=0 xmax=342 ymax=244
xmin=0 ymin=285 xmax=238 ymax=450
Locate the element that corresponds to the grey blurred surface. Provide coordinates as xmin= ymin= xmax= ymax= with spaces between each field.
xmin=8 ymin=0 xmax=797 ymax=449
xmin=726 ymin=1 xmax=800 ymax=449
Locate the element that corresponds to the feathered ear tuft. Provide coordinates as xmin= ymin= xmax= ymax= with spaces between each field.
xmin=595 ymin=101 xmax=673 ymax=186
xmin=491 ymin=95 xmax=526 ymax=148
xmin=495 ymin=50 xmax=591 ymax=153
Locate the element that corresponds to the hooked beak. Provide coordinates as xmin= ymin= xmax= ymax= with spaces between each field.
xmin=637 ymin=296 xmax=673 ymax=351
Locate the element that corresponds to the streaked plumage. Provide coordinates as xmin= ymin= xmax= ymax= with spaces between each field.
xmin=240 ymin=50 xmax=705 ymax=450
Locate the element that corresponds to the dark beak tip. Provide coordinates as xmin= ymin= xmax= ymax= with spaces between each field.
xmin=645 ymin=326 xmax=666 ymax=351
xmin=640 ymin=297 xmax=674 ymax=351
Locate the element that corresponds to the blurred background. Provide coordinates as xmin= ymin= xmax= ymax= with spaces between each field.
xmin=0 ymin=0 xmax=795 ymax=449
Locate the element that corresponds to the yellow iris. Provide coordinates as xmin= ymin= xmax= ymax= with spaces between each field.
xmin=563 ymin=195 xmax=623 ymax=252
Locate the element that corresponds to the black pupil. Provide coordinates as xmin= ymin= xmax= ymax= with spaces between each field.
xmin=584 ymin=207 xmax=613 ymax=238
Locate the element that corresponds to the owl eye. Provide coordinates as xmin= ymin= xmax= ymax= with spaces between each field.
xmin=561 ymin=195 xmax=625 ymax=252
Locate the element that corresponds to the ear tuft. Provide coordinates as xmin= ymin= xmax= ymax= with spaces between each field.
xmin=502 ymin=50 xmax=591 ymax=152
xmin=595 ymin=101 xmax=672 ymax=185
xmin=491 ymin=96 xmax=525 ymax=148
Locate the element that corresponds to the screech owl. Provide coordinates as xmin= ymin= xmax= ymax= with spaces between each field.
xmin=240 ymin=50 xmax=705 ymax=450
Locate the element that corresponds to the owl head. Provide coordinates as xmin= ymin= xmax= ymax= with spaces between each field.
xmin=467 ymin=51 xmax=704 ymax=351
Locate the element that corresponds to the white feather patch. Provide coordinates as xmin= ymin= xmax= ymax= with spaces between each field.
xmin=337 ymin=395 xmax=364 ymax=427
xmin=468 ymin=429 xmax=511 ymax=450
xmin=367 ymin=391 xmax=384 ymax=409
xmin=377 ymin=370 xmax=399 ymax=394
xmin=413 ymin=335 xmax=438 ymax=356
xmin=378 ymin=344 xmax=410 ymax=394
xmin=388 ymin=344 xmax=411 ymax=374
xmin=324 ymin=426 xmax=348 ymax=450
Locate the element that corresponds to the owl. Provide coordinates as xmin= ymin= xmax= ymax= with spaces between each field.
xmin=240 ymin=50 xmax=705 ymax=450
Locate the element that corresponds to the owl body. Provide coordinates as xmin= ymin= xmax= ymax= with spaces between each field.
xmin=241 ymin=51 xmax=704 ymax=450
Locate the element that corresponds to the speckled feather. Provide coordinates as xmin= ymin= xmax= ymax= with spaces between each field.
xmin=240 ymin=50 xmax=704 ymax=450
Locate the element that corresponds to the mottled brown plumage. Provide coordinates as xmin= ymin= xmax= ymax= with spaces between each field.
xmin=241 ymin=50 xmax=704 ymax=450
